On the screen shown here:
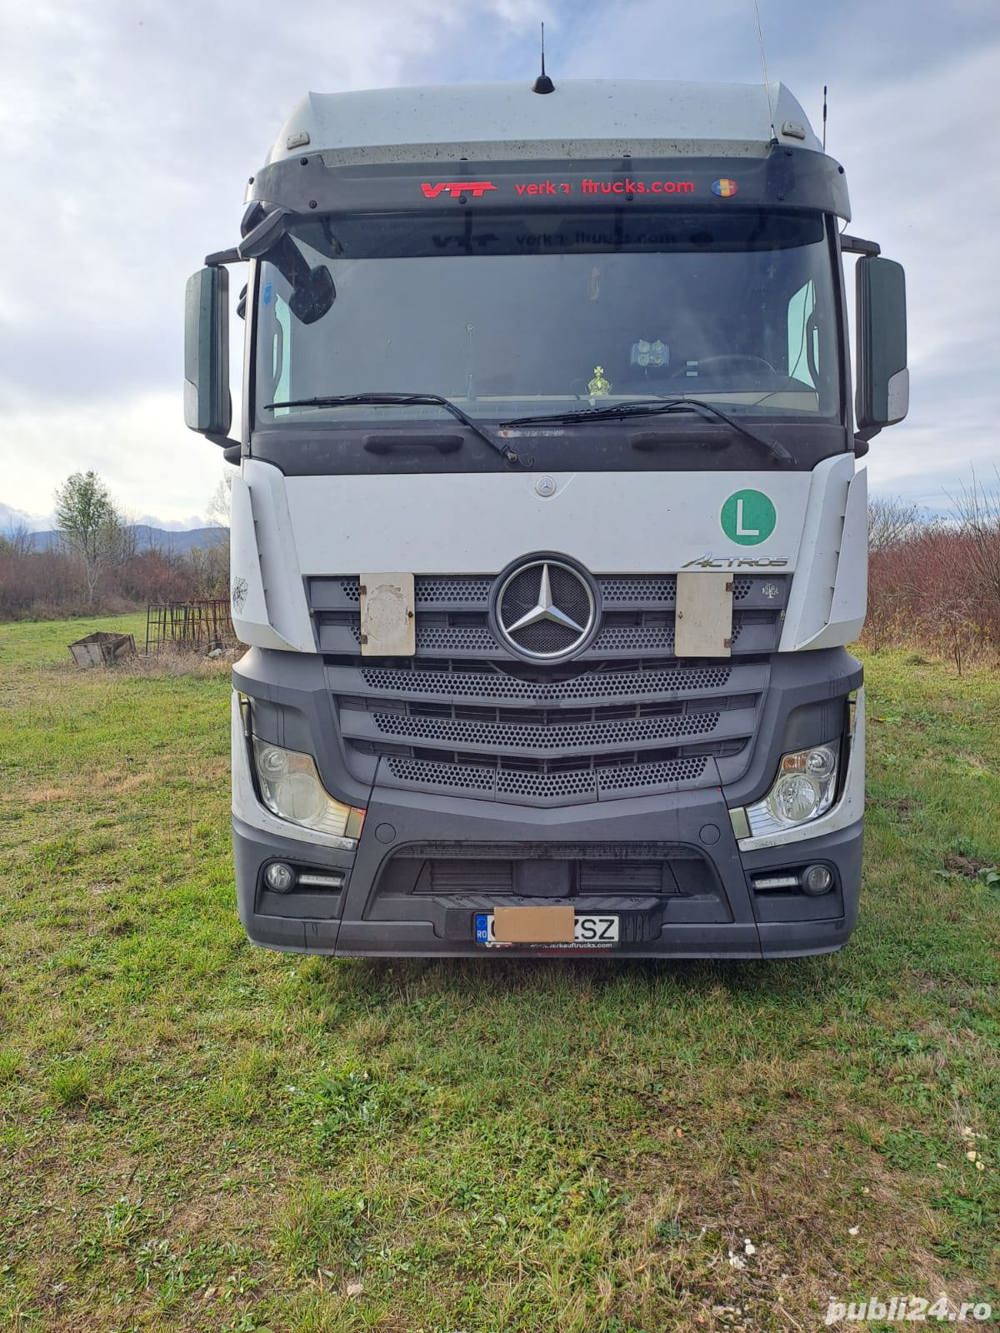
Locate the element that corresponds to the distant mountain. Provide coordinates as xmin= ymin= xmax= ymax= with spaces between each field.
xmin=0 ymin=501 xmax=53 ymax=533
xmin=28 ymin=525 xmax=228 ymax=554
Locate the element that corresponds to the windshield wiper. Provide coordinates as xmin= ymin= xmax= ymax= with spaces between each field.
xmin=500 ymin=398 xmax=794 ymax=466
xmin=265 ymin=393 xmax=526 ymax=466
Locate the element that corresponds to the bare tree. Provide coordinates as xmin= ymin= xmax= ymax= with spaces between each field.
xmin=54 ymin=470 xmax=125 ymax=605
xmin=867 ymin=495 xmax=921 ymax=552
xmin=0 ymin=521 xmax=34 ymax=557
xmin=207 ymin=474 xmax=233 ymax=529
xmin=186 ymin=541 xmax=230 ymax=599
xmin=950 ymin=470 xmax=1000 ymax=613
xmin=114 ymin=516 xmax=139 ymax=564
xmin=863 ymin=495 xmax=923 ymax=653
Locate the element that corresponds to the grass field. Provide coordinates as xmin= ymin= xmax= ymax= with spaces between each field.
xmin=1 ymin=615 xmax=998 ymax=1331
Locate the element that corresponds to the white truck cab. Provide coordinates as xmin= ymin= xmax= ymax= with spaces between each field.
xmin=185 ymin=78 xmax=907 ymax=957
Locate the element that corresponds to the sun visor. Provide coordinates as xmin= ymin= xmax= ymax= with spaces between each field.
xmin=245 ymin=148 xmax=851 ymax=222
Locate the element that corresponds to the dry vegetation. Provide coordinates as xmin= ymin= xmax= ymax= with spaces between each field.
xmin=0 ymin=534 xmax=229 ymax=621
xmin=862 ymin=479 xmax=1000 ymax=671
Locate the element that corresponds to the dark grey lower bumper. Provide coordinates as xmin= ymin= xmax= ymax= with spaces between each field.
xmin=232 ymin=645 xmax=862 ymax=960
xmin=233 ymin=791 xmax=861 ymax=960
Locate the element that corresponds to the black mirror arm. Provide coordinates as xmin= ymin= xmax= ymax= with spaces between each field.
xmin=206 ymin=433 xmax=243 ymax=464
xmin=204 ymin=247 xmax=242 ymax=267
xmin=204 ymin=201 xmax=293 ymax=266
xmin=238 ymin=206 xmax=293 ymax=259
xmin=840 ymin=234 xmax=881 ymax=256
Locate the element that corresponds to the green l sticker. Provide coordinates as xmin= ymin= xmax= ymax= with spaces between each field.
xmin=720 ymin=490 xmax=776 ymax=545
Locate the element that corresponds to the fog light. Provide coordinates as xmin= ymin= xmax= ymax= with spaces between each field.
xmin=801 ymin=864 xmax=833 ymax=895
xmin=751 ymin=873 xmax=801 ymax=891
xmin=264 ymin=861 xmax=296 ymax=893
xmin=296 ymin=871 xmax=345 ymax=889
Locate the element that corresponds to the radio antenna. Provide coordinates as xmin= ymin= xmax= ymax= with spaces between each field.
xmin=752 ymin=0 xmax=777 ymax=143
xmin=532 ymin=21 xmax=555 ymax=94
xmin=822 ymin=84 xmax=828 ymax=150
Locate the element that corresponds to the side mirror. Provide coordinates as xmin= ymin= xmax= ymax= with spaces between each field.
xmin=855 ymin=256 xmax=908 ymax=438
xmin=184 ymin=267 xmax=231 ymax=436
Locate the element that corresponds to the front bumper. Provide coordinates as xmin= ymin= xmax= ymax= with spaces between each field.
xmin=230 ymin=658 xmax=864 ymax=961
xmin=233 ymin=755 xmax=863 ymax=961
xmin=234 ymin=803 xmax=861 ymax=959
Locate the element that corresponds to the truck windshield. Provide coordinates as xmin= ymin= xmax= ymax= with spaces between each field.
xmin=255 ymin=210 xmax=841 ymax=427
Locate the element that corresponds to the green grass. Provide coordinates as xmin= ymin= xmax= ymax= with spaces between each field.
xmin=1 ymin=621 xmax=998 ymax=1330
xmin=1 ymin=612 xmax=148 ymax=668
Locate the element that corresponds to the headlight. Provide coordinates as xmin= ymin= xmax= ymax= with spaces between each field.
xmin=746 ymin=744 xmax=839 ymax=835
xmin=251 ymin=737 xmax=365 ymax=843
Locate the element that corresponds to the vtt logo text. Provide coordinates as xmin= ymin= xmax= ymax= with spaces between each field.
xmin=420 ymin=181 xmax=497 ymax=199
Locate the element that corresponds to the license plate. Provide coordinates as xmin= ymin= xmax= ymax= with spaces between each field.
xmin=475 ymin=912 xmax=620 ymax=948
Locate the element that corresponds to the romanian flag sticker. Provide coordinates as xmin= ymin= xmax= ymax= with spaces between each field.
xmin=712 ymin=178 xmax=739 ymax=198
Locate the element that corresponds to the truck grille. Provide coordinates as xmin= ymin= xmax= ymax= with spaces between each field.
xmin=312 ymin=573 xmax=785 ymax=806
xmin=310 ymin=572 xmax=785 ymax=660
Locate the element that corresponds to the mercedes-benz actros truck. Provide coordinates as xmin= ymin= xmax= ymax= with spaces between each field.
xmin=184 ymin=78 xmax=908 ymax=958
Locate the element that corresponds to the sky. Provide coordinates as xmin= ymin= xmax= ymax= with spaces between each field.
xmin=1 ymin=0 xmax=997 ymax=528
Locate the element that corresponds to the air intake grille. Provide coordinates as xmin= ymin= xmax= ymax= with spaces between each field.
xmin=359 ymin=661 xmax=734 ymax=702
xmin=308 ymin=571 xmax=784 ymax=805
xmin=371 ymin=709 xmax=720 ymax=750
xmin=308 ymin=572 xmax=786 ymax=662
xmin=383 ymin=754 xmax=709 ymax=803
xmin=327 ymin=573 xmax=760 ymax=606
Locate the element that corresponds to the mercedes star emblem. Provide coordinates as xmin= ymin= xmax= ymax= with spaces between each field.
xmin=491 ymin=556 xmax=600 ymax=663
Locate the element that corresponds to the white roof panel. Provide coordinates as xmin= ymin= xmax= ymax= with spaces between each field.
xmin=266 ymin=79 xmax=822 ymax=166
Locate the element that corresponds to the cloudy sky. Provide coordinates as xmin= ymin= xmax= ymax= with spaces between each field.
xmin=1 ymin=0 xmax=997 ymax=527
